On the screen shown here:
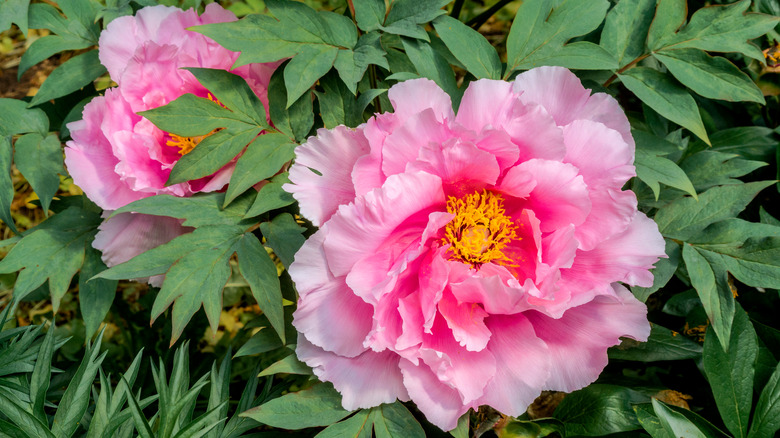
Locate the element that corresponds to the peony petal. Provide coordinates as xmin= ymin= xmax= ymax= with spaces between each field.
xmin=501 ymin=103 xmax=566 ymax=163
xmin=437 ymin=290 xmax=491 ymax=352
xmin=92 ymin=212 xmax=191 ymax=287
xmin=409 ymin=137 xmax=501 ymax=188
xmin=575 ymin=91 xmax=634 ymax=147
xmin=297 ymin=335 xmax=409 ymax=410
xmin=477 ymin=314 xmax=551 ymax=417
xmin=388 ymin=78 xmax=454 ymax=124
xmin=286 ymin=126 xmax=370 ymax=226
xmin=512 ymin=66 xmax=591 ymax=128
xmin=562 ymin=120 xmax=635 ymax=189
xmin=399 ymin=359 xmax=473 ymax=431
xmin=564 ymin=211 xmax=667 ymax=289
xmin=381 ymin=109 xmax=452 ymax=178
xmin=455 ymin=79 xmax=517 ymax=132
xmin=525 ymin=285 xmax=649 ymax=392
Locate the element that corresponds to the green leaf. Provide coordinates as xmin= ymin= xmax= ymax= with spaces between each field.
xmin=654 ymin=181 xmax=774 ymax=241
xmin=284 ymin=45 xmax=339 ymax=107
xmin=654 ymin=49 xmax=764 ymax=103
xmin=244 ymin=174 xmax=296 ymax=218
xmin=706 ymin=127 xmax=777 ymax=161
xmin=193 ymin=14 xmax=299 ymax=65
xmin=187 ymin=67 xmax=269 ymax=126
xmin=379 ymin=0 xmax=448 ymax=40
xmin=259 ymin=213 xmax=305 ymax=269
xmin=79 ymin=246 xmax=117 ymax=338
xmin=0 ymin=389 xmax=56 ymax=438
xmin=313 ymin=71 xmax=365 ymax=128
xmin=370 ymin=402 xmax=426 ymax=438
xmin=506 ymin=0 xmax=613 ymax=74
xmin=235 ymin=328 xmax=284 ymax=357
xmin=29 ymin=50 xmax=106 ymax=107
xmin=636 ymin=402 xmax=730 ymax=438
xmin=554 ymin=384 xmax=647 ymax=436
xmin=241 ymin=383 xmax=352 ymax=429
xmin=706 ymin=236 xmax=780 ymax=290
xmin=151 ymin=235 xmax=240 ymax=342
xmin=0 ymin=0 xmax=30 ymax=34
xmin=51 ymin=332 xmax=107 ymax=438
xmin=618 ymin=67 xmax=709 ymax=145
xmin=749 ymin=361 xmax=780 ymax=438
xmin=655 ymin=0 xmax=780 ymax=62
xmin=259 ymin=352 xmax=313 ymax=377
xmin=223 ymin=133 xmax=295 ymax=207
xmin=609 ymin=323 xmax=702 ymax=362
xmin=635 ymin=148 xmax=697 ymax=200
xmin=29 ymin=323 xmax=55 ymax=423
xmin=0 ymin=138 xmax=17 ymax=234
xmin=316 ymin=411 xmax=373 ymax=438
xmin=0 ymin=98 xmax=49 ymax=136
xmin=13 ymin=133 xmax=63 ymax=214
xmin=702 ymin=307 xmax=757 ymax=438
xmin=433 ymin=15 xmax=501 ymax=80
xmin=95 ymin=225 xmax=243 ymax=281
xmin=647 ymin=0 xmax=686 ymax=51
xmin=682 ymin=243 xmax=735 ymax=351
xmin=599 ymin=0 xmax=656 ymax=68
xmin=353 ymin=0 xmax=385 ymax=32
xmin=0 ymin=206 xmax=101 ymax=309
xmin=651 ymin=399 xmax=708 ymax=438
xmin=236 ymin=232 xmax=285 ymax=344
xmin=112 ymin=191 xmax=257 ymax=228
xmin=268 ymin=66 xmax=314 ymax=143
xmin=632 ymin=239 xmax=681 ymax=302
xmin=401 ymin=37 xmax=460 ymax=105
xmin=120 ymin=377 xmax=154 ymax=438
xmin=680 ymin=150 xmax=767 ymax=191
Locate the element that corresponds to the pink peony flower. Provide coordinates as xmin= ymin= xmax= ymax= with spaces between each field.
xmin=64 ymin=4 xmax=276 ymax=282
xmin=285 ymin=67 xmax=666 ymax=430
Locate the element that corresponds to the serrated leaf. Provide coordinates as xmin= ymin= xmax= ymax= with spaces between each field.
xmin=433 ymin=15 xmax=501 ymax=79
xmin=609 ymin=323 xmax=702 ymax=362
xmin=703 ymin=307 xmax=757 ymax=438
xmin=224 ymin=133 xmax=295 ymax=207
xmin=236 ymin=233 xmax=285 ymax=343
xmin=241 ymin=383 xmax=351 ymax=429
xmin=651 ymin=399 xmax=708 ymax=438
xmin=749 ymin=360 xmax=780 ymax=438
xmin=682 ymin=243 xmax=735 ymax=351
xmin=79 ymin=246 xmax=117 ymax=338
xmin=506 ymin=0 xmax=612 ymax=74
xmin=13 ymin=133 xmax=63 ymax=214
xmin=618 ymin=67 xmax=709 ymax=145
xmin=635 ymin=148 xmax=697 ymax=200
xmin=654 ymin=181 xmax=774 ymax=240
xmin=647 ymin=0 xmax=687 ymax=51
xmin=112 ymin=191 xmax=257 ymax=228
xmin=554 ymin=384 xmax=646 ymax=436
xmin=599 ymin=0 xmax=656 ymax=68
xmin=370 ymin=402 xmax=425 ymax=438
xmin=654 ymin=49 xmax=764 ymax=103
xmin=29 ymin=50 xmax=106 ymax=107
xmin=267 ymin=66 xmax=314 ymax=143
xmin=656 ymin=0 xmax=779 ymax=62
xmin=259 ymin=213 xmax=305 ymax=269
xmin=0 ymin=206 xmax=101 ymax=309
xmin=151 ymin=235 xmax=240 ymax=342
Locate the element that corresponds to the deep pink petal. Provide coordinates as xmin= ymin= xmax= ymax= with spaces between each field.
xmin=285 ymin=126 xmax=370 ymax=227
xmin=409 ymin=138 xmax=501 ymax=188
xmin=437 ymin=290 xmax=491 ymax=351
xmin=525 ymin=285 xmax=650 ymax=392
xmin=297 ymin=335 xmax=409 ymax=410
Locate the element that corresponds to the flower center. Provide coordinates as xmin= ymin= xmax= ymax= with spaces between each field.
xmin=165 ymin=93 xmax=223 ymax=156
xmin=443 ymin=190 xmax=518 ymax=267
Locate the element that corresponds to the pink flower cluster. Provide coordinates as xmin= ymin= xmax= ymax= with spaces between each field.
xmin=286 ymin=67 xmax=666 ymax=430
xmin=64 ymin=5 xmax=275 ymax=282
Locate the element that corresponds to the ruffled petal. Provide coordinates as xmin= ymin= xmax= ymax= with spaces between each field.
xmin=455 ymin=79 xmax=517 ymax=132
xmin=562 ymin=120 xmax=635 ymax=189
xmin=525 ymin=285 xmax=649 ymax=392
xmin=409 ymin=138 xmax=501 ymax=188
xmin=286 ymin=126 xmax=370 ymax=226
xmin=297 ymin=335 xmax=409 ymax=410
xmin=437 ymin=290 xmax=491 ymax=352
xmin=399 ymin=359 xmax=473 ymax=431
xmin=388 ymin=78 xmax=454 ymax=124
xmin=512 ymin=66 xmax=591 ymax=128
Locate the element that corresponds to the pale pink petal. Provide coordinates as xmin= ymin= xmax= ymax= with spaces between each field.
xmin=576 ymin=188 xmax=638 ymax=251
xmin=437 ymin=290 xmax=491 ymax=351
xmin=381 ymin=109 xmax=452 ymax=178
xmin=285 ymin=126 xmax=370 ymax=226
xmin=408 ymin=138 xmax=501 ymax=188
xmin=562 ymin=120 xmax=634 ymax=189
xmin=512 ymin=66 xmax=591 ymax=127
xmin=472 ymin=130 xmax=520 ymax=172
xmin=502 ymin=103 xmax=566 ymax=163
xmin=388 ymin=78 xmax=454 ymax=124
xmin=297 ymin=336 xmax=409 ymax=410
xmin=455 ymin=79 xmax=516 ymax=132
xmin=576 ymin=92 xmax=634 ymax=147
xmin=525 ymin=285 xmax=650 ymax=392
xmin=564 ymin=212 xmax=667 ymax=288
xmin=477 ymin=314 xmax=551 ymax=417
xmin=399 ymin=359 xmax=473 ymax=431
xmin=92 ymin=212 xmax=191 ymax=287
xmin=323 ymin=171 xmax=445 ymax=278
xmin=448 ymin=265 xmax=531 ymax=315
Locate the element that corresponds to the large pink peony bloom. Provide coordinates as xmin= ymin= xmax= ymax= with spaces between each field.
xmin=64 ymin=4 xmax=276 ymax=283
xmin=285 ymin=67 xmax=666 ymax=430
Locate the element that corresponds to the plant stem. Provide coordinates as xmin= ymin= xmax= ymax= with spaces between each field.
xmin=603 ymin=53 xmax=651 ymax=88
xmin=467 ymin=0 xmax=514 ymax=29
xmin=451 ymin=0 xmax=466 ymax=19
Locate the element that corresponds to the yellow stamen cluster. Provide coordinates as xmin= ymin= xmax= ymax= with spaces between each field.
xmin=165 ymin=93 xmax=224 ymax=155
xmin=443 ymin=190 xmax=518 ymax=268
